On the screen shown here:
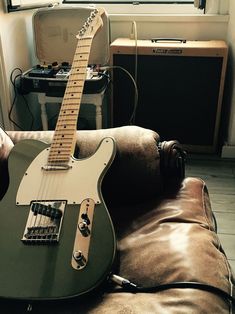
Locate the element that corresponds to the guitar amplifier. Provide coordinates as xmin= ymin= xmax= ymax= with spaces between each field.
xmin=110 ymin=38 xmax=228 ymax=153
xmin=20 ymin=7 xmax=110 ymax=97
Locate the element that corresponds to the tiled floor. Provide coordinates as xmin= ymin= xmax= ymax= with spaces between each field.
xmin=185 ymin=154 xmax=235 ymax=273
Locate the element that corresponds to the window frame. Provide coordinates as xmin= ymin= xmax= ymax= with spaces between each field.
xmin=62 ymin=0 xmax=228 ymax=15
xmin=5 ymin=0 xmax=228 ymax=15
xmin=62 ymin=0 xmax=200 ymax=15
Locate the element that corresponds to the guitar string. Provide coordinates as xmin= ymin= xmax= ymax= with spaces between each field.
xmin=32 ymin=16 xmax=95 ymax=242
xmin=43 ymin=39 xmax=85 ymax=242
xmin=26 ymin=26 xmax=76 ymax=240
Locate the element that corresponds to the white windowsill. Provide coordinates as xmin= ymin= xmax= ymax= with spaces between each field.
xmin=109 ymin=14 xmax=229 ymax=23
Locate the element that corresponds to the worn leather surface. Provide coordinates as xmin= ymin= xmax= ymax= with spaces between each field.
xmin=0 ymin=178 xmax=233 ymax=313
xmin=0 ymin=126 xmax=234 ymax=313
xmin=6 ymin=126 xmax=164 ymax=204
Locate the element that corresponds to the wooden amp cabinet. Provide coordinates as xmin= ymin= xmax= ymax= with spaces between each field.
xmin=110 ymin=38 xmax=228 ymax=153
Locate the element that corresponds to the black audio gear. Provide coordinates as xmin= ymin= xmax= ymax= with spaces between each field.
xmin=19 ymin=63 xmax=108 ymax=96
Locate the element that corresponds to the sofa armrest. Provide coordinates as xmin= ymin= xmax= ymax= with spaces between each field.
xmin=6 ymin=125 xmax=185 ymax=204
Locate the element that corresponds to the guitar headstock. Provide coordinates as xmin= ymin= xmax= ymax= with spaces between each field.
xmin=76 ymin=8 xmax=104 ymax=40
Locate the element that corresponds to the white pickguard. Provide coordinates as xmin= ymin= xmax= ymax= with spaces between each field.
xmin=16 ymin=137 xmax=115 ymax=205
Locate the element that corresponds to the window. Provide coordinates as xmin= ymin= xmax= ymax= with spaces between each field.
xmin=61 ymin=1 xmax=200 ymax=15
xmin=6 ymin=0 xmax=228 ymax=14
xmin=63 ymin=0 xmax=195 ymax=3
xmin=62 ymin=1 xmax=228 ymax=15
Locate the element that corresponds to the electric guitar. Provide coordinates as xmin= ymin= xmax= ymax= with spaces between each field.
xmin=0 ymin=8 xmax=116 ymax=301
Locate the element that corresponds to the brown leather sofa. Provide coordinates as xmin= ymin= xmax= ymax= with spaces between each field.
xmin=0 ymin=125 xmax=234 ymax=313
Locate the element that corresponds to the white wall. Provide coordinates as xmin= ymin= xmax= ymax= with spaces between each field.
xmin=0 ymin=1 xmax=234 ymax=156
xmin=0 ymin=1 xmax=35 ymax=129
xmin=109 ymin=15 xmax=228 ymax=42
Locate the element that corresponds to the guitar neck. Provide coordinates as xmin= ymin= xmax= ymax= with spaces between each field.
xmin=48 ymin=37 xmax=93 ymax=165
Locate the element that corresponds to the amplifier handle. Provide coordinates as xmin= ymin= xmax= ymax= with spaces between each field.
xmin=151 ymin=38 xmax=187 ymax=43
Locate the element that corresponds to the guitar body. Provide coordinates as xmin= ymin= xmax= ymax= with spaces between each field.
xmin=0 ymin=137 xmax=116 ymax=301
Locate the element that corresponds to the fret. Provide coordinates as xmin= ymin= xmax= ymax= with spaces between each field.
xmin=59 ymin=107 xmax=79 ymax=111
xmin=47 ymin=159 xmax=70 ymax=163
xmin=68 ymin=74 xmax=86 ymax=79
xmin=75 ymin=46 xmax=91 ymax=52
xmin=56 ymin=124 xmax=77 ymax=128
xmin=63 ymin=94 xmax=82 ymax=99
xmin=49 ymin=151 xmax=72 ymax=156
xmin=74 ymin=52 xmax=89 ymax=56
xmin=54 ymin=127 xmax=77 ymax=131
xmin=53 ymin=133 xmax=74 ymax=137
xmin=59 ymin=109 xmax=79 ymax=113
xmin=47 ymin=158 xmax=70 ymax=163
xmin=47 ymin=10 xmax=100 ymax=165
xmin=57 ymin=112 xmax=78 ymax=116
xmin=69 ymin=61 xmax=88 ymax=68
xmin=58 ymin=114 xmax=79 ymax=118
xmin=48 ymin=150 xmax=71 ymax=154
xmin=65 ymin=88 xmax=84 ymax=93
xmin=63 ymin=92 xmax=82 ymax=95
xmin=70 ymin=62 xmax=87 ymax=67
xmin=56 ymin=117 xmax=77 ymax=121
xmin=63 ymin=97 xmax=81 ymax=100
xmin=53 ymin=136 xmax=74 ymax=141
xmin=67 ymin=74 xmax=86 ymax=78
xmin=65 ymin=85 xmax=83 ymax=89
xmin=69 ymin=72 xmax=86 ymax=78
xmin=70 ymin=63 xmax=87 ymax=68
xmin=63 ymin=91 xmax=82 ymax=95
xmin=53 ymin=131 xmax=75 ymax=135
xmin=57 ymin=118 xmax=77 ymax=122
xmin=50 ymin=147 xmax=73 ymax=151
xmin=73 ymin=58 xmax=89 ymax=62
xmin=63 ymin=92 xmax=83 ymax=97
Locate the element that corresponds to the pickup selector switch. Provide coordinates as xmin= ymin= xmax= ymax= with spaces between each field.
xmin=78 ymin=220 xmax=90 ymax=237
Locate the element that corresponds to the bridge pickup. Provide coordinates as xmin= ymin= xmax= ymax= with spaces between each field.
xmin=22 ymin=201 xmax=66 ymax=244
xmin=31 ymin=202 xmax=62 ymax=219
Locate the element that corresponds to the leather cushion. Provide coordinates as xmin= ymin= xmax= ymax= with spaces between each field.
xmin=6 ymin=126 xmax=163 ymax=204
xmin=2 ymin=177 xmax=234 ymax=313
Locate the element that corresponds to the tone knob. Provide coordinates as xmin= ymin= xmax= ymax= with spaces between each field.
xmin=73 ymin=250 xmax=87 ymax=268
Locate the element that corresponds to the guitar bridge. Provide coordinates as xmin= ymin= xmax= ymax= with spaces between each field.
xmin=22 ymin=201 xmax=66 ymax=244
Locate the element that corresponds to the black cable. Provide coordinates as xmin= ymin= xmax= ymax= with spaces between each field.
xmin=99 ymin=65 xmax=138 ymax=125
xmin=110 ymin=274 xmax=235 ymax=304
xmin=97 ymin=71 xmax=111 ymax=91
xmin=9 ymin=68 xmax=24 ymax=130
xmin=9 ymin=68 xmax=34 ymax=130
